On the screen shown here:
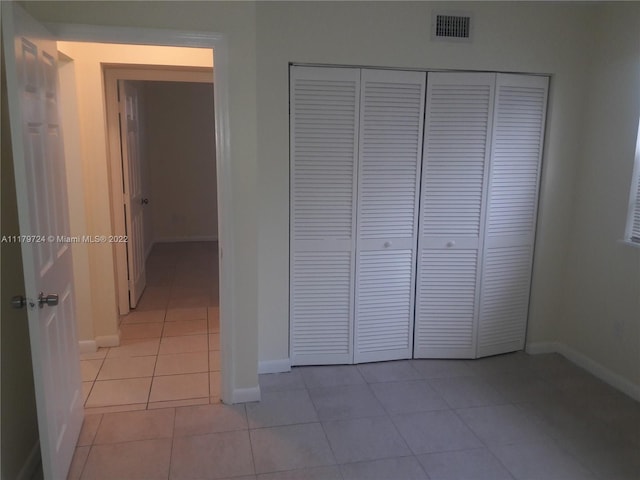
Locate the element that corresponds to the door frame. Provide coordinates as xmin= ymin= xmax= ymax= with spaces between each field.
xmin=45 ymin=23 xmax=236 ymax=403
xmin=103 ymin=66 xmax=214 ymax=316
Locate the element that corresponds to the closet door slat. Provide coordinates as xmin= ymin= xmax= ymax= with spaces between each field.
xmin=415 ymin=72 xmax=495 ymax=359
xmin=477 ymin=74 xmax=548 ymax=357
xmin=354 ymin=69 xmax=426 ymax=363
xmin=290 ymin=66 xmax=360 ymax=365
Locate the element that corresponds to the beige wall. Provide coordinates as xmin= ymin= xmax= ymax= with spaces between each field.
xmin=143 ymin=81 xmax=217 ymax=243
xmin=561 ymin=4 xmax=640 ymax=387
xmin=21 ymin=1 xmax=640 ymax=395
xmin=58 ymin=52 xmax=94 ymax=342
xmin=1 ymin=56 xmax=40 ymax=480
xmin=55 ymin=41 xmax=214 ymax=344
xmin=254 ymin=2 xmax=596 ymax=364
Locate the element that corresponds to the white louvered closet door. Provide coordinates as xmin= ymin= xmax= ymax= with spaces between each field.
xmin=290 ymin=66 xmax=360 ymax=365
xmin=354 ymin=69 xmax=426 ymax=363
xmin=477 ymin=74 xmax=549 ymax=357
xmin=415 ymin=72 xmax=496 ymax=358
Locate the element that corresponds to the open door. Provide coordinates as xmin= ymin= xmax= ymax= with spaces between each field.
xmin=2 ymin=3 xmax=83 ymax=479
xmin=118 ymin=80 xmax=147 ymax=308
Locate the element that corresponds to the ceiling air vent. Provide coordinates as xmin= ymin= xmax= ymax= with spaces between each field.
xmin=432 ymin=12 xmax=472 ymax=42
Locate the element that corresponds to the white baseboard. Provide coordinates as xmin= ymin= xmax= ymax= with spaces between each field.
xmin=230 ymin=386 xmax=261 ymax=404
xmin=155 ymin=235 xmax=218 ymax=243
xmin=16 ymin=441 xmax=40 ymax=480
xmin=525 ymin=341 xmax=559 ymax=355
xmin=526 ymin=341 xmax=640 ymax=401
xmin=258 ymin=358 xmax=291 ymax=374
xmin=145 ymin=241 xmax=154 ymax=261
xmin=96 ymin=334 xmax=120 ymax=348
xmin=78 ymin=340 xmax=98 ymax=354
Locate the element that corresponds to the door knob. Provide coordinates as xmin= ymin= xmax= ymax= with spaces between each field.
xmin=384 ymin=241 xmax=392 ymax=248
xmin=446 ymin=241 xmax=456 ymax=247
xmin=38 ymin=293 xmax=59 ymax=308
xmin=141 ymin=198 xmax=149 ymax=205
xmin=11 ymin=295 xmax=26 ymax=309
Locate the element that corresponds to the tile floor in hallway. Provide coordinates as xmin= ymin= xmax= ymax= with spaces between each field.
xmin=69 ymin=351 xmax=640 ymax=480
xmin=79 ymin=242 xmax=221 ymax=413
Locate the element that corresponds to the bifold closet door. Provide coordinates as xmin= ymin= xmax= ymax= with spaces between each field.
xmin=414 ymin=72 xmax=495 ymax=359
xmin=354 ymin=69 xmax=426 ymax=363
xmin=289 ymin=66 xmax=360 ymax=365
xmin=477 ymin=74 xmax=548 ymax=357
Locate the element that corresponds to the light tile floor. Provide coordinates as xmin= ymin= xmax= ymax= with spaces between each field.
xmin=70 ymin=242 xmax=639 ymax=479
xmin=79 ymin=242 xmax=220 ymax=414
xmin=69 ymin=351 xmax=640 ymax=480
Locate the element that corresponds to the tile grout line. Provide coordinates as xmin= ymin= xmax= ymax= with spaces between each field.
xmin=245 ymin=402 xmax=259 ymax=477
xmin=166 ymin=407 xmax=178 ymax=480
xmin=358 ymin=367 xmax=431 ymax=477
xmin=447 ymin=404 xmax=519 ymax=479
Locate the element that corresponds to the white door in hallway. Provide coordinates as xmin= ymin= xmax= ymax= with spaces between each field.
xmin=2 ymin=3 xmax=83 ymax=479
xmin=119 ymin=80 xmax=147 ymax=308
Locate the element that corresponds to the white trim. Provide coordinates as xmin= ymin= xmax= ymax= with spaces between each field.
xmin=558 ymin=343 xmax=640 ymax=402
xmin=78 ymin=340 xmax=98 ymax=354
xmin=103 ymin=67 xmax=213 ymax=84
xmin=145 ymin=241 xmax=154 ymax=261
xmin=258 ymin=359 xmax=292 ymax=374
xmin=154 ymin=236 xmax=219 ymax=243
xmin=46 ymin=22 xmax=236 ymax=405
xmin=210 ymin=32 xmax=236 ymax=407
xmin=525 ymin=341 xmax=559 ymax=355
xmin=103 ymin=69 xmax=131 ymax=317
xmin=526 ymin=341 xmax=640 ymax=401
xmin=103 ymin=65 xmax=215 ymax=316
xmin=95 ymin=334 xmax=120 ymax=348
xmin=618 ymin=239 xmax=640 ymax=249
xmin=45 ymin=23 xmax=225 ymax=47
xmin=16 ymin=441 xmax=40 ymax=480
xmin=230 ymin=386 xmax=261 ymax=404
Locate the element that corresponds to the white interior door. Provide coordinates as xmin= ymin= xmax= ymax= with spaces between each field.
xmin=414 ymin=72 xmax=495 ymax=359
xmin=119 ymin=80 xmax=147 ymax=308
xmin=354 ymin=69 xmax=426 ymax=363
xmin=477 ymin=74 xmax=549 ymax=357
xmin=2 ymin=3 xmax=83 ymax=479
xmin=289 ymin=66 xmax=360 ymax=365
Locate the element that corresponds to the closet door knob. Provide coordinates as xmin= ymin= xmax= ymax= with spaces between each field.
xmin=384 ymin=241 xmax=392 ymax=248
xmin=446 ymin=241 xmax=456 ymax=248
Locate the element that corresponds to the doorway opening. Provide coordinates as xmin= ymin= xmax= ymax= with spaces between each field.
xmin=87 ymin=68 xmax=222 ymax=410
xmin=56 ymin=42 xmax=228 ymax=408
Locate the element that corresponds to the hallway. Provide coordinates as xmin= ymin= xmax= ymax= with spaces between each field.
xmin=79 ymin=242 xmax=220 ymax=412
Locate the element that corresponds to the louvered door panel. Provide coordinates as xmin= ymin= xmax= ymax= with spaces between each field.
xmin=291 ymin=252 xmax=352 ymax=361
xmin=354 ymin=69 xmax=425 ymax=363
xmin=421 ymin=76 xmax=494 ymax=237
xmin=415 ymin=249 xmax=479 ymax=356
xmin=415 ymin=72 xmax=495 ymax=358
xmin=631 ymin=172 xmax=640 ymax=241
xmin=356 ymin=251 xmax=414 ymax=362
xmin=477 ymin=74 xmax=548 ymax=357
xmin=478 ymin=245 xmax=532 ymax=355
xmin=290 ymin=66 xmax=360 ymax=365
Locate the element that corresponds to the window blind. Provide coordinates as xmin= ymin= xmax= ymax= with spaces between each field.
xmin=625 ymin=121 xmax=640 ymax=244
